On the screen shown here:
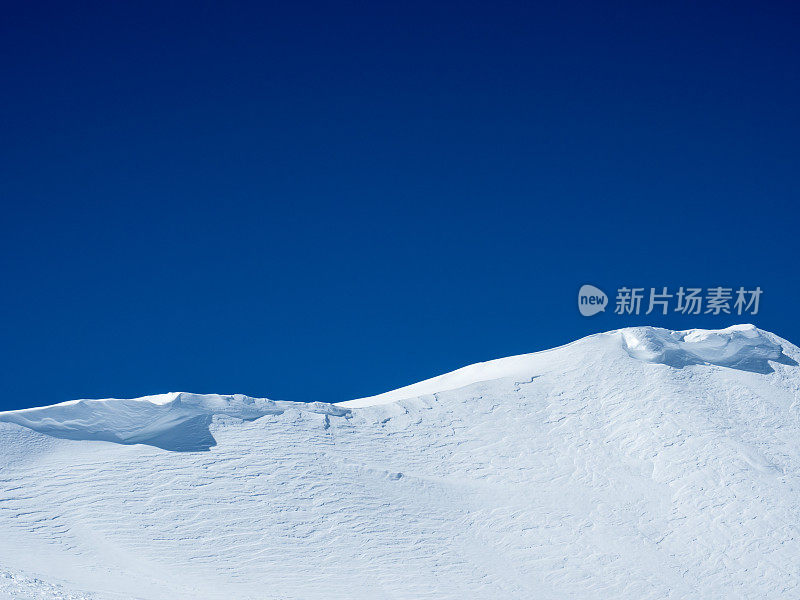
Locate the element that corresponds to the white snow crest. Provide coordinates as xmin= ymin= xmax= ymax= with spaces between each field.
xmin=0 ymin=393 xmax=349 ymax=451
xmin=620 ymin=324 xmax=787 ymax=372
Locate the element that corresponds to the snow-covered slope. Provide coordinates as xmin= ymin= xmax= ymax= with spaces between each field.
xmin=1 ymin=325 xmax=800 ymax=599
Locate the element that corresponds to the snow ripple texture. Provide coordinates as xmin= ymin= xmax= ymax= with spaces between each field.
xmin=1 ymin=325 xmax=799 ymax=600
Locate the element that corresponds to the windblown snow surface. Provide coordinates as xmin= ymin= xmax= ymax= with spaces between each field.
xmin=2 ymin=325 xmax=800 ymax=599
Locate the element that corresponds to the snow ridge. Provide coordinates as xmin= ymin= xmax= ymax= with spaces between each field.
xmin=0 ymin=394 xmax=348 ymax=451
xmin=1 ymin=325 xmax=799 ymax=600
xmin=0 ymin=326 xmax=794 ymax=448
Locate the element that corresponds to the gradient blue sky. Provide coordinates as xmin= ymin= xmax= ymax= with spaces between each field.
xmin=2 ymin=1 xmax=799 ymax=410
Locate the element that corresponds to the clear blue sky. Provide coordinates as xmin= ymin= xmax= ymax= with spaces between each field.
xmin=2 ymin=1 xmax=798 ymax=410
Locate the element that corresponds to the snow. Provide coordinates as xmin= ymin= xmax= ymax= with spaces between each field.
xmin=0 ymin=394 xmax=346 ymax=451
xmin=1 ymin=326 xmax=799 ymax=599
xmin=620 ymin=324 xmax=788 ymax=372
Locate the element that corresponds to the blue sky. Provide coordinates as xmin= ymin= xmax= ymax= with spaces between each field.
xmin=1 ymin=1 xmax=799 ymax=410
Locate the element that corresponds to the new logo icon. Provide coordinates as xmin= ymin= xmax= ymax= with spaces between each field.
xmin=578 ymin=284 xmax=607 ymax=316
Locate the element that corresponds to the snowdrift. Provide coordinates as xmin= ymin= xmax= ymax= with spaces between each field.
xmin=620 ymin=324 xmax=792 ymax=372
xmin=1 ymin=325 xmax=799 ymax=600
xmin=0 ymin=394 xmax=347 ymax=451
